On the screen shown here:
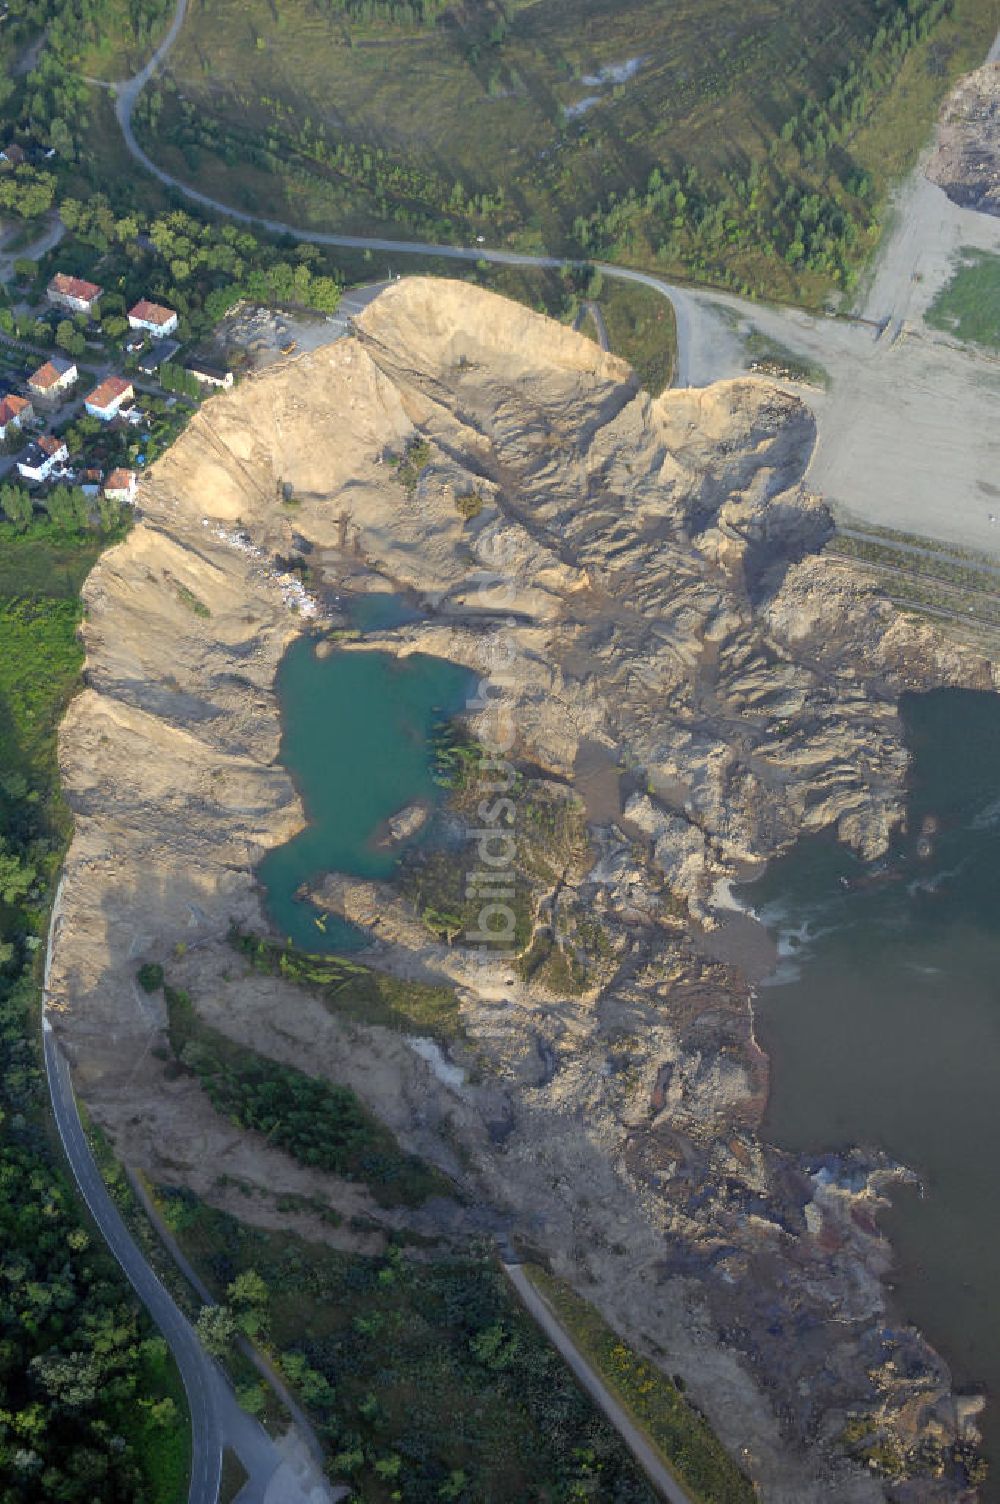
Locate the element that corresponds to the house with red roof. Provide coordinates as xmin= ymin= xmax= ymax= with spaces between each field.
xmin=0 ymin=393 xmax=32 ymax=442
xmin=103 ymin=468 xmax=138 ymax=504
xmin=47 ymin=272 xmax=103 ymax=315
xmin=128 ymin=298 xmax=179 ymax=338
xmin=84 ymin=376 xmax=134 ymax=421
xmin=28 ymin=356 xmax=78 ymax=399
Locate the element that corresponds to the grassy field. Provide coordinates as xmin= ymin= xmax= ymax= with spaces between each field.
xmin=926 ymin=247 xmax=1000 ymax=347
xmin=525 ymin=1265 xmax=756 ymax=1504
xmin=0 ymin=518 xmax=110 ymax=601
xmin=135 ymin=0 xmax=1000 ymax=301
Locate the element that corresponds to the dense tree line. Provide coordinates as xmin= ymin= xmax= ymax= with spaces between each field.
xmin=50 ymin=196 xmax=342 ymax=338
xmin=165 ymin=1199 xmax=660 ymax=1504
xmin=310 ymin=0 xmax=449 ymax=26
xmin=0 ymin=0 xmax=172 ymax=158
xmin=571 ymin=0 xmax=956 ymax=294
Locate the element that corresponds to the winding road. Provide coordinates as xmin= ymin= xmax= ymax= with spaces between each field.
xmin=43 ymin=885 xmax=339 ymax=1504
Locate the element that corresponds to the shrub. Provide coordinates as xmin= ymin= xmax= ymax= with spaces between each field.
xmin=455 ymin=490 xmax=484 ymax=521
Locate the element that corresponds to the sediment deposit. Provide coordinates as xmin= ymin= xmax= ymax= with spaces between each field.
xmin=49 ymin=279 xmax=997 ymax=1501
xmin=927 ymin=61 xmax=1000 ymax=215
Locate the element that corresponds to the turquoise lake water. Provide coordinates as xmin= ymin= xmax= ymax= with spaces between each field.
xmin=257 ymin=637 xmax=472 ymax=952
xmin=749 ymin=690 xmax=1000 ymax=1491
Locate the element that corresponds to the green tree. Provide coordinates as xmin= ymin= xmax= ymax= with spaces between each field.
xmin=195 ymin=1304 xmax=236 ymax=1358
xmin=0 ymin=838 xmax=35 ymax=904
xmin=227 ymin=1269 xmax=269 ymax=1337
xmin=53 ymin=320 xmax=86 ymax=356
xmin=0 ymin=483 xmax=33 ymax=529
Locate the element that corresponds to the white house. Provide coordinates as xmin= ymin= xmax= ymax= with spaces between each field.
xmin=186 ymin=359 xmax=234 ymax=390
xmin=28 ymin=357 xmax=78 ymax=399
xmin=47 ymin=272 xmax=103 ymax=315
xmin=84 ymin=376 xmax=134 ymax=421
xmin=17 ymin=434 xmax=69 ymax=484
xmin=103 ymin=468 xmax=137 ymax=504
xmin=128 ymin=298 xmax=179 ymax=338
xmin=0 ymin=393 xmax=32 ymax=442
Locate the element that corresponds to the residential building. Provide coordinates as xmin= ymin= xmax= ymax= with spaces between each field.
xmin=186 ymin=359 xmax=234 ymax=390
xmin=47 ymin=272 xmax=103 ymax=315
xmin=0 ymin=394 xmax=32 ymax=442
xmin=84 ymin=376 xmax=134 ymax=421
xmin=0 ymin=143 xmax=25 ymax=168
xmin=136 ymin=338 xmax=179 ymax=375
xmin=17 ymin=434 xmax=68 ymax=484
xmin=27 ymin=356 xmax=78 ymax=399
xmin=79 ymin=467 xmax=104 ymax=498
xmin=128 ymin=298 xmax=179 ymax=338
xmin=103 ymin=468 xmax=138 ymax=504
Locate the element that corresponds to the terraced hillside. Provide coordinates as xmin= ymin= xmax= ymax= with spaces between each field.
xmin=132 ymin=0 xmax=1000 ymax=300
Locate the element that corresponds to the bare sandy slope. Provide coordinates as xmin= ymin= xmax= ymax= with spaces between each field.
xmin=50 ymin=280 xmax=997 ymax=1502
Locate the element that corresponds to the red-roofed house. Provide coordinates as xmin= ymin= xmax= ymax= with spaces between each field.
xmin=0 ymin=394 xmax=32 ymax=442
xmin=103 ymin=468 xmax=138 ymax=504
xmin=85 ymin=376 xmax=134 ymax=421
xmin=128 ymin=298 xmax=179 ymax=338
xmin=28 ymin=356 xmax=78 ymax=399
xmin=17 ymin=434 xmax=69 ymax=484
xmin=0 ymin=145 xmax=26 ymax=168
xmin=47 ymin=273 xmax=103 ymax=315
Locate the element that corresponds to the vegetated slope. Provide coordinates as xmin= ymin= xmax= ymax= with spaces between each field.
xmin=0 ymin=518 xmax=189 ymax=1504
xmin=49 ymin=280 xmax=996 ymax=1502
xmin=138 ymin=0 xmax=1000 ymax=300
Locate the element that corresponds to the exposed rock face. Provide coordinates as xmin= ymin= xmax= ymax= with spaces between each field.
xmin=927 ymin=62 xmax=1000 ymax=215
xmin=49 ymin=280 xmax=995 ymax=1502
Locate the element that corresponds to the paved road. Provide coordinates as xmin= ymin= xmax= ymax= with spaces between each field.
xmin=503 ymin=1263 xmax=697 ymax=1504
xmin=125 ymin=1167 xmax=333 ymax=1477
xmin=42 ymin=882 xmax=336 ymax=1504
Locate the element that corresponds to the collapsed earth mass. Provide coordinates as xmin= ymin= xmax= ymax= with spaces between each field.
xmin=49 ymin=279 xmax=998 ymax=1502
